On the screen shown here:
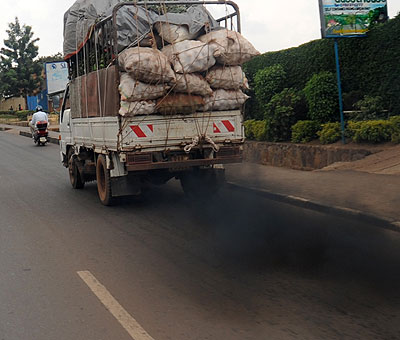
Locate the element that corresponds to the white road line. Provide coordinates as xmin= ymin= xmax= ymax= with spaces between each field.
xmin=77 ymin=271 xmax=155 ymax=340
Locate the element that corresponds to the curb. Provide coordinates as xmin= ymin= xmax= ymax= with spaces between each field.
xmin=19 ymin=131 xmax=59 ymax=145
xmin=227 ymin=182 xmax=400 ymax=233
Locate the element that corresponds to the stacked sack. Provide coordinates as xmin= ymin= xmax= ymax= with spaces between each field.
xmin=118 ymin=25 xmax=260 ymax=116
xmin=118 ymin=47 xmax=175 ymax=116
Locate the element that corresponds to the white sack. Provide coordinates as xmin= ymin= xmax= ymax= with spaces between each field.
xmin=155 ymin=22 xmax=198 ymax=44
xmin=203 ymin=89 xmax=249 ymax=111
xmin=162 ymin=40 xmax=217 ymax=74
xmin=119 ymin=100 xmax=156 ymax=116
xmin=119 ymin=73 xmax=168 ymax=101
xmin=199 ymin=29 xmax=260 ymax=66
xmin=206 ymin=66 xmax=249 ymax=90
xmin=174 ymin=73 xmax=213 ymax=96
xmin=119 ymin=47 xmax=176 ymax=84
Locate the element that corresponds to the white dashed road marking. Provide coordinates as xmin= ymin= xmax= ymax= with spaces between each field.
xmin=77 ymin=271 xmax=155 ymax=340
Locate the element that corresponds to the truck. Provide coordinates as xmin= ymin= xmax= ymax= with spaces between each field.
xmin=60 ymin=1 xmax=248 ymax=205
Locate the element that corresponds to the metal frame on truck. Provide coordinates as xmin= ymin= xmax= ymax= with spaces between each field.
xmin=60 ymin=0 xmax=245 ymax=205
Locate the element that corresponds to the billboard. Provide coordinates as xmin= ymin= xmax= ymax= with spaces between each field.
xmin=45 ymin=61 xmax=69 ymax=95
xmin=319 ymin=0 xmax=388 ymax=38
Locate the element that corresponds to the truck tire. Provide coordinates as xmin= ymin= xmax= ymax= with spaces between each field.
xmin=180 ymin=168 xmax=225 ymax=200
xmin=68 ymin=149 xmax=85 ymax=189
xmin=96 ymin=155 xmax=114 ymax=206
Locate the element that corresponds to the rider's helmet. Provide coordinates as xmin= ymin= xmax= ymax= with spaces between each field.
xmin=36 ymin=105 xmax=43 ymax=112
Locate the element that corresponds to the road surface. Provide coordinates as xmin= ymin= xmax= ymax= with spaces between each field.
xmin=1 ymin=131 xmax=399 ymax=340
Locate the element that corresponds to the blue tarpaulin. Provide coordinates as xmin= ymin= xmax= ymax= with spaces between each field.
xmin=27 ymin=89 xmax=48 ymax=111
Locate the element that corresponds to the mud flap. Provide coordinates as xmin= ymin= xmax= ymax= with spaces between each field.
xmin=111 ymin=175 xmax=141 ymax=197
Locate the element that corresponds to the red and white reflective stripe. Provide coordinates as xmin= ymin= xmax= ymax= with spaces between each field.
xmin=213 ymin=120 xmax=235 ymax=134
xmin=130 ymin=124 xmax=154 ymax=138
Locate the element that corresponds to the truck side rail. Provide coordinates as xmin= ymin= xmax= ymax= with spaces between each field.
xmin=69 ymin=1 xmax=240 ymax=80
xmin=111 ymin=1 xmax=241 ymax=57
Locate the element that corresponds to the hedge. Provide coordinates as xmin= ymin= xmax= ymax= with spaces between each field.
xmin=244 ymin=15 xmax=400 ymax=115
xmin=244 ymin=120 xmax=266 ymax=141
xmin=291 ymin=120 xmax=321 ymax=143
xmin=318 ymin=122 xmax=342 ymax=144
xmin=347 ymin=120 xmax=393 ymax=143
xmin=0 ymin=110 xmax=33 ymax=121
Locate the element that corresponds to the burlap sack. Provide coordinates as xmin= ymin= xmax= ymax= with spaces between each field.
xmin=203 ymin=89 xmax=249 ymax=111
xmin=119 ymin=73 xmax=169 ymax=101
xmin=155 ymin=22 xmax=198 ymax=44
xmin=119 ymin=47 xmax=176 ymax=84
xmin=199 ymin=29 xmax=260 ymax=66
xmin=156 ymin=94 xmax=205 ymax=115
xmin=206 ymin=66 xmax=249 ymax=90
xmin=174 ymin=73 xmax=213 ymax=96
xmin=162 ymin=40 xmax=217 ymax=74
xmin=119 ymin=100 xmax=156 ymax=116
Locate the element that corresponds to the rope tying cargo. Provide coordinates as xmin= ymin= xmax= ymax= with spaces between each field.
xmin=184 ymin=134 xmax=220 ymax=154
xmin=184 ymin=136 xmax=199 ymax=153
xmin=204 ymin=135 xmax=220 ymax=152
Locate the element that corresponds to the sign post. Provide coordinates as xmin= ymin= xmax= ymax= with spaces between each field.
xmin=318 ymin=0 xmax=389 ymax=143
xmin=334 ymin=39 xmax=345 ymax=144
xmin=45 ymin=61 xmax=69 ymax=96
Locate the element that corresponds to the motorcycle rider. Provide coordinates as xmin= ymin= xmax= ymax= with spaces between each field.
xmin=29 ymin=106 xmax=49 ymax=137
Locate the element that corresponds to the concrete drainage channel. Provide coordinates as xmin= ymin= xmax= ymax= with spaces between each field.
xmin=19 ymin=130 xmax=60 ymax=145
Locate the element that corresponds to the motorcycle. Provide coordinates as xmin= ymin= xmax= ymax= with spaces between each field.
xmin=33 ymin=121 xmax=49 ymax=146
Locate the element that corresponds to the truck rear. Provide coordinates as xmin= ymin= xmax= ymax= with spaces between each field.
xmin=60 ymin=0 xmax=259 ymax=205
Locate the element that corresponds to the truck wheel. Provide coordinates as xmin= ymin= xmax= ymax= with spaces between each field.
xmin=96 ymin=155 xmax=114 ymax=206
xmin=68 ymin=150 xmax=85 ymax=189
xmin=180 ymin=168 xmax=225 ymax=200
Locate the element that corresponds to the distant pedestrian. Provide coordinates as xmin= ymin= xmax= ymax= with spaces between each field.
xmin=18 ymin=104 xmax=22 ymax=111
xmin=9 ymin=106 xmax=13 ymax=112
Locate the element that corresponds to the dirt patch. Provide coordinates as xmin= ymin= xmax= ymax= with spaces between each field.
xmin=322 ymin=145 xmax=400 ymax=175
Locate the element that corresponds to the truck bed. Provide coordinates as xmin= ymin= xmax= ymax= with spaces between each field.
xmin=70 ymin=110 xmax=244 ymax=153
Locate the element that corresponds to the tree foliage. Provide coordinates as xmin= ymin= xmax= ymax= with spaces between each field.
xmin=254 ymin=64 xmax=286 ymax=106
xmin=136 ymin=0 xmax=189 ymax=14
xmin=304 ymin=72 xmax=339 ymax=123
xmin=264 ymin=88 xmax=302 ymax=142
xmin=0 ymin=17 xmax=42 ymax=98
xmin=38 ymin=52 xmax=64 ymax=64
xmin=244 ymin=15 xmax=400 ymax=115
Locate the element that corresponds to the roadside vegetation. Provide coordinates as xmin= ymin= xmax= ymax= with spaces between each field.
xmin=243 ymin=13 xmax=400 ymax=145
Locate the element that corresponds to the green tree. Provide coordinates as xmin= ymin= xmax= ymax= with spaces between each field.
xmin=38 ymin=52 xmax=64 ymax=64
xmin=0 ymin=17 xmax=42 ymax=99
xmin=264 ymin=88 xmax=302 ymax=141
xmin=254 ymin=64 xmax=286 ymax=106
xmin=304 ymin=72 xmax=339 ymax=123
xmin=137 ymin=0 xmax=189 ymax=13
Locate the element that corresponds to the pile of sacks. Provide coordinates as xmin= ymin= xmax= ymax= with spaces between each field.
xmin=118 ymin=27 xmax=260 ymax=116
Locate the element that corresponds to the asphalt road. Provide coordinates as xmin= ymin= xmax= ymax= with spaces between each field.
xmin=1 ymin=131 xmax=400 ymax=340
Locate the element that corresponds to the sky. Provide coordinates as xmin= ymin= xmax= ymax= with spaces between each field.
xmin=0 ymin=0 xmax=399 ymax=57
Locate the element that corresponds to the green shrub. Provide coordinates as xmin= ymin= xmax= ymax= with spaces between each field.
xmin=347 ymin=120 xmax=392 ymax=143
xmin=254 ymin=64 xmax=286 ymax=106
xmin=264 ymin=88 xmax=301 ymax=141
xmin=389 ymin=116 xmax=400 ymax=143
xmin=304 ymin=72 xmax=339 ymax=123
xmin=353 ymin=95 xmax=386 ymax=120
xmin=244 ymin=120 xmax=266 ymax=141
xmin=0 ymin=110 xmax=32 ymax=120
xmin=291 ymin=120 xmax=321 ymax=143
xmin=318 ymin=122 xmax=342 ymax=144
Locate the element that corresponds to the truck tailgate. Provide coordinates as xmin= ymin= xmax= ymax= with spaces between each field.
xmin=119 ymin=110 xmax=244 ymax=152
